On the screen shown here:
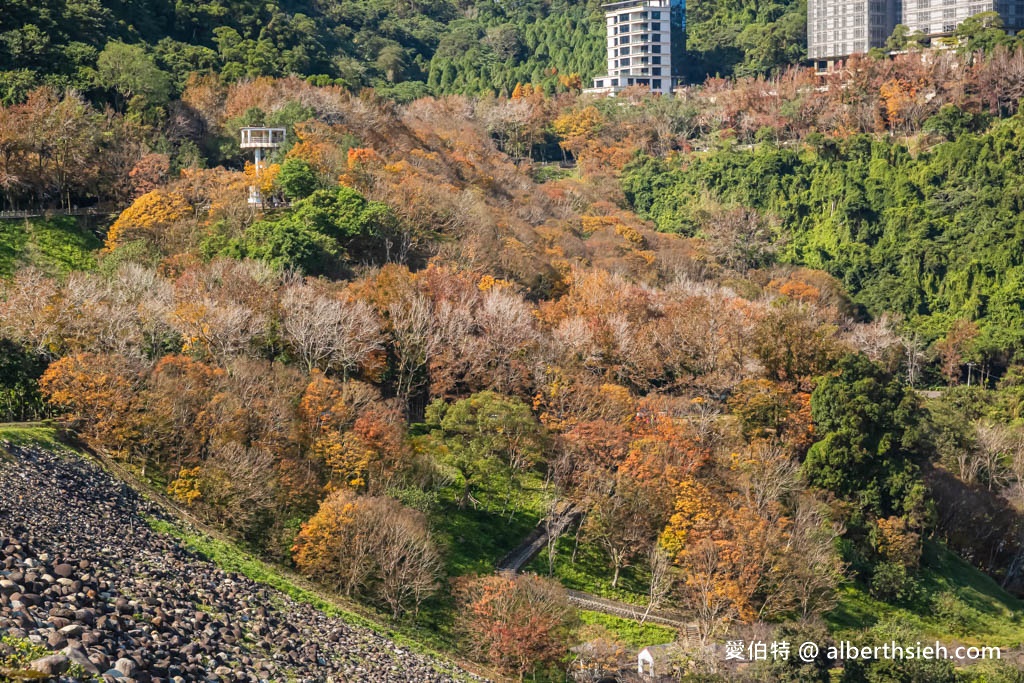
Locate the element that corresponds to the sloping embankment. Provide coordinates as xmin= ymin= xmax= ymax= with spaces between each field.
xmin=0 ymin=441 xmax=479 ymax=683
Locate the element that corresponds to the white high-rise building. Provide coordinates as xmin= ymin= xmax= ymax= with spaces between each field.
xmin=808 ymin=0 xmax=899 ymax=67
xmin=587 ymin=0 xmax=676 ymax=94
xmin=809 ymin=0 xmax=1024 ymax=68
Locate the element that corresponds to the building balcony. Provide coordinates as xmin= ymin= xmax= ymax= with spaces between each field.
xmin=240 ymin=127 xmax=286 ymax=149
xmin=602 ymin=0 xmax=669 ymax=12
xmin=613 ymin=67 xmax=655 ymax=75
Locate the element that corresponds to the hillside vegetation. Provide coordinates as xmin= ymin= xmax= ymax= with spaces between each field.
xmin=623 ymin=112 xmax=1024 ymax=361
xmin=1 ymin=0 xmax=824 ymax=106
xmin=4 ymin=5 xmax=1024 ymax=681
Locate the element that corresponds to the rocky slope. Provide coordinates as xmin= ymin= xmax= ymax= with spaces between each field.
xmin=0 ymin=440 xmax=480 ymax=683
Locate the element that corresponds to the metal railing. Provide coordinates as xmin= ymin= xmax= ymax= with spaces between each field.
xmin=0 ymin=207 xmax=117 ymax=219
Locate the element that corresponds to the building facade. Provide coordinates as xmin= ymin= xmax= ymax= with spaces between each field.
xmin=900 ymin=0 xmax=1024 ymax=36
xmin=808 ymin=0 xmax=900 ymax=65
xmin=587 ymin=0 xmax=682 ymax=94
xmin=809 ymin=0 xmax=1024 ymax=67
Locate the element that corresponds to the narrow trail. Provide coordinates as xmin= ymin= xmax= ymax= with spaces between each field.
xmin=496 ymin=503 xmax=697 ymax=634
xmin=495 ymin=503 xmax=582 ymax=574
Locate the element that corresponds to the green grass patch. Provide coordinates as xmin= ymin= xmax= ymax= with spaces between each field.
xmin=576 ymin=611 xmax=677 ymax=649
xmin=0 ymin=633 xmax=93 ymax=681
xmin=0 ymin=216 xmax=100 ymax=277
xmin=431 ymin=470 xmax=549 ymax=576
xmin=828 ymin=540 xmax=1024 ymax=647
xmin=0 ymin=424 xmax=61 ymax=450
xmin=529 ymin=533 xmax=649 ymax=606
xmin=531 ymin=164 xmax=576 ymax=183
xmin=0 ymin=221 xmax=28 ymax=278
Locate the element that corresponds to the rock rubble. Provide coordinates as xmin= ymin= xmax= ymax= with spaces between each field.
xmin=0 ymin=442 xmax=480 ymax=683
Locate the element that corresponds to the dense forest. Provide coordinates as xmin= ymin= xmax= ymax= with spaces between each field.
xmin=0 ymin=0 xmax=819 ymax=106
xmin=624 ymin=115 xmax=1024 ymax=366
xmin=4 ymin=1 xmax=1024 ymax=680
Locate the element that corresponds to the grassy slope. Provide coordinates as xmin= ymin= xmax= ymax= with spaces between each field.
xmin=0 ymin=217 xmax=100 ymax=277
xmin=528 ymin=534 xmax=650 ymax=606
xmin=0 ymin=423 xmax=61 ymax=449
xmin=431 ymin=470 xmax=550 ymax=577
xmin=577 ymin=612 xmax=677 ymax=649
xmin=829 ymin=541 xmax=1024 ymax=647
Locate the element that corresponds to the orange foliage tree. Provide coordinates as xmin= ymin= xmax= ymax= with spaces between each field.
xmin=454 ymin=574 xmax=577 ymax=679
xmin=293 ymin=488 xmax=442 ymax=616
xmin=39 ymin=352 xmax=142 ymax=455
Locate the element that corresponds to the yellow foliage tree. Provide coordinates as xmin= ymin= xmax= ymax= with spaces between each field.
xmin=553 ymin=106 xmax=604 ymax=141
xmin=104 ymin=189 xmax=191 ymax=251
xmin=244 ymin=160 xmax=280 ymax=196
xmin=874 ymin=516 xmax=921 ymax=568
xmin=312 ymin=428 xmax=372 ymax=490
xmin=659 ymin=478 xmax=721 ymax=557
xmin=168 ymin=466 xmax=203 ymax=505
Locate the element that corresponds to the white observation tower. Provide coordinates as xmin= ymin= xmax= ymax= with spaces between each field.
xmin=240 ymin=127 xmax=286 ymax=206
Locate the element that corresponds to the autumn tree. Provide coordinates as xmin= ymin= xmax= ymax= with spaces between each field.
xmin=934 ymin=319 xmax=980 ymax=384
xmin=293 ymin=488 xmax=442 ymax=617
xmin=280 ymin=281 xmax=382 ymax=376
xmin=314 ymin=404 xmax=410 ymax=493
xmin=293 ymin=488 xmax=376 ymax=597
xmin=38 ymin=352 xmax=142 ymax=455
xmin=128 ymin=153 xmax=171 ymax=198
xmin=135 ymin=354 xmax=222 ymax=468
xmin=552 ymin=105 xmax=604 ymax=163
xmin=553 ymin=419 xmax=631 ymax=498
xmin=19 ymin=88 xmax=104 ymax=209
xmin=105 ymin=189 xmax=192 ymax=252
xmin=454 ymin=574 xmax=576 ymax=679
xmin=697 ymin=203 xmax=779 ymax=272
xmin=187 ymin=441 xmax=279 ymax=540
xmin=386 ymin=286 xmax=437 ymax=414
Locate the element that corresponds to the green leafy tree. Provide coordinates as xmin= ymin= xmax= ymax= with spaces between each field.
xmin=802 ymin=354 xmax=930 ymax=519
xmin=426 ymin=391 xmax=546 ymax=509
xmin=231 ymin=217 xmax=341 ymax=276
xmin=96 ymin=41 xmax=172 ymax=110
xmin=277 ymin=158 xmax=320 ymax=201
xmin=229 ymin=185 xmax=397 ymax=275
xmin=955 ymin=11 xmax=1011 ymax=55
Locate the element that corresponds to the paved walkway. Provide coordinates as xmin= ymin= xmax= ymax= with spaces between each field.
xmin=496 ymin=502 xmax=697 ymax=633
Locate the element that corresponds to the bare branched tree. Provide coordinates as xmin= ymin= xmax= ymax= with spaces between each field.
xmin=281 ymin=282 xmax=382 ymax=376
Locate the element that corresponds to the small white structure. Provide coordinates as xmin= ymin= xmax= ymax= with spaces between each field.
xmin=240 ymin=127 xmax=286 ymax=206
xmin=637 ymin=642 xmax=683 ymax=678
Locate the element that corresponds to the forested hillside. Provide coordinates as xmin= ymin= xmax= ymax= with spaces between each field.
xmin=5 ymin=0 xmax=1024 ymax=679
xmin=624 ymin=116 xmax=1024 ymax=364
xmin=0 ymin=0 xmax=606 ymax=102
xmin=1 ymin=0 xmax=815 ymax=105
